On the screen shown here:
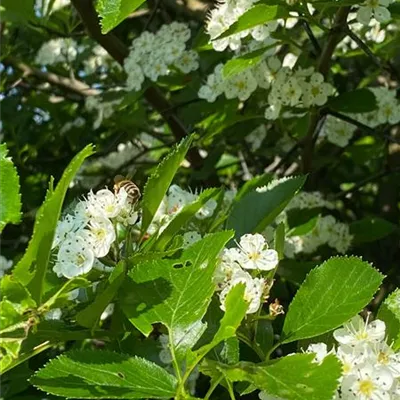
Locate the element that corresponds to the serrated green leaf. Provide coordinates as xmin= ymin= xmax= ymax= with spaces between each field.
xmin=141 ymin=135 xmax=193 ymax=235
xmin=31 ymin=350 xmax=177 ymax=399
xmin=328 ymin=89 xmax=377 ymax=113
xmin=120 ymin=231 xmax=233 ymax=336
xmin=0 ymin=144 xmax=22 ymax=232
xmin=210 ymin=353 xmax=341 ymax=400
xmin=151 ymin=188 xmax=222 ymax=251
xmin=12 ymin=145 xmax=95 ymax=304
xmin=96 ymin=0 xmax=146 ymax=34
xmin=76 ymin=262 xmax=125 ymax=329
xmin=282 ymin=256 xmax=384 ymax=343
xmin=217 ymin=4 xmax=278 ymax=40
xmin=0 ymin=276 xmax=36 ymax=313
xmin=235 ymin=173 xmax=272 ymax=202
xmin=350 ymin=216 xmax=396 ymax=244
xmin=227 ymin=176 xmax=306 ymax=240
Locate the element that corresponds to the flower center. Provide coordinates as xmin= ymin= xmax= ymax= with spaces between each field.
xmin=76 ymin=254 xmax=86 ymax=266
xmin=248 ymin=252 xmax=261 ymax=261
xmin=358 ymin=379 xmax=374 ymax=396
xmin=355 ymin=331 xmax=369 ymax=340
xmin=377 ymin=351 xmax=389 ymax=364
xmin=311 ymin=86 xmax=320 ymax=96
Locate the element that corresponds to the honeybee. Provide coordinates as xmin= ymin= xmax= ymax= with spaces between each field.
xmin=113 ymin=175 xmax=141 ymax=205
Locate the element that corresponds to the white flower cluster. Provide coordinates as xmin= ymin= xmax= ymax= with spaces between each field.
xmin=284 ymin=215 xmax=353 ymax=257
xmin=264 ymin=61 xmax=334 ymax=120
xmin=84 ymin=45 xmax=112 ymax=75
xmin=320 ymin=116 xmax=357 ymax=148
xmin=85 ymin=95 xmax=122 ymax=130
xmin=198 ymin=42 xmax=276 ymax=102
xmin=35 ymin=0 xmax=70 ymax=16
xmin=350 ymin=87 xmax=400 ymax=128
xmin=215 ymin=233 xmax=278 ymax=314
xmin=338 ymin=14 xmax=396 ymax=53
xmin=52 ymin=188 xmax=138 ymax=279
xmin=124 ymin=22 xmax=199 ymax=92
xmin=306 ymin=316 xmax=400 ymax=399
xmin=356 ymin=0 xmax=394 ymax=25
xmin=148 ymin=185 xmax=217 ymax=235
xmin=286 ymin=191 xmax=334 ymax=211
xmin=207 ymin=0 xmax=278 ymax=51
xmin=0 ymin=255 xmax=13 ymax=278
xmin=35 ymin=38 xmax=77 ymax=66
xmin=60 ymin=117 xmax=85 ymax=135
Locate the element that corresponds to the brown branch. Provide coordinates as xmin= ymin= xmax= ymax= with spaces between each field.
xmin=70 ymin=0 xmax=204 ymax=169
xmin=5 ymin=58 xmax=100 ymax=97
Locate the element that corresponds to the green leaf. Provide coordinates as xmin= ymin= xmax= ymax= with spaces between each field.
xmin=328 ymin=89 xmax=377 ymax=113
xmin=350 ymin=216 xmax=396 ymax=244
xmin=31 ymin=350 xmax=177 ymax=399
xmin=0 ymin=276 xmax=36 ymax=313
xmin=12 ymin=145 xmax=95 ymax=304
xmin=227 ymin=176 xmax=306 ymax=240
xmin=213 ymin=353 xmax=341 ymax=400
xmin=288 ymin=215 xmax=319 ymax=237
xmin=152 ymin=188 xmax=221 ymax=251
xmin=0 ymin=0 xmax=35 ymax=22
xmin=141 ymin=135 xmax=193 ymax=235
xmin=235 ymin=173 xmax=273 ymax=202
xmin=217 ymin=4 xmax=278 ymax=40
xmin=96 ymin=0 xmax=146 ymax=34
xmin=120 ymin=231 xmax=233 ymax=336
xmin=282 ymin=256 xmax=384 ymax=343
xmin=377 ymin=289 xmax=400 ymax=350
xmin=76 ymin=262 xmax=126 ymax=329
xmin=0 ymin=144 xmax=22 ymax=232
xmin=223 ymin=47 xmax=270 ymax=79
xmin=195 ymin=284 xmax=248 ymax=358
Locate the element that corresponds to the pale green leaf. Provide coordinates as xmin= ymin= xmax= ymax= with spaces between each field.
xmin=212 ymin=353 xmax=341 ymax=400
xmin=377 ymin=289 xmax=400 ymax=350
xmin=141 ymin=135 xmax=193 ymax=235
xmin=282 ymin=256 xmax=384 ymax=343
xmin=96 ymin=0 xmax=146 ymax=34
xmin=120 ymin=231 xmax=233 ymax=336
xmin=217 ymin=4 xmax=278 ymax=40
xmin=12 ymin=145 xmax=95 ymax=304
xmin=31 ymin=350 xmax=177 ymax=399
xmin=0 ymin=144 xmax=22 ymax=232
xmin=227 ymin=176 xmax=306 ymax=240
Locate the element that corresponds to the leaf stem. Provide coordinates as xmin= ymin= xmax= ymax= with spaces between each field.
xmin=204 ymin=376 xmax=224 ymax=400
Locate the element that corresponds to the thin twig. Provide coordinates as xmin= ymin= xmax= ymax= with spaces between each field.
xmin=143 ymin=0 xmax=161 ymax=31
xmin=301 ymin=20 xmax=322 ymax=55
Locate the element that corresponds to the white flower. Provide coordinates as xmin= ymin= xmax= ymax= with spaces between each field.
xmin=368 ymin=342 xmax=400 ymax=378
xmin=321 ymin=116 xmax=356 ymax=148
xmin=0 ymin=255 xmax=13 ymax=278
xmin=54 ymin=235 xmax=95 ymax=278
xmin=214 ymin=248 xmax=243 ymax=286
xmin=183 ymin=231 xmax=202 ymax=248
xmin=219 ymin=269 xmax=265 ymax=314
xmin=264 ymin=103 xmax=282 ymax=120
xmin=125 ymin=61 xmax=145 ymax=92
xmin=357 ymin=0 xmax=393 ymax=25
xmin=174 ymin=50 xmax=199 ymax=73
xmin=301 ymin=72 xmax=333 ymax=107
xmin=224 ymin=70 xmax=258 ymax=101
xmin=100 ymin=303 xmax=115 ymax=321
xmin=237 ymin=233 xmax=279 ymax=271
xmin=196 ymin=199 xmax=217 ymax=220
xmin=333 ymin=315 xmax=386 ymax=349
xmin=87 ymin=188 xmax=127 ymax=219
xmin=35 ymin=38 xmax=77 ymax=65
xmin=86 ymin=217 xmax=116 ymax=258
xmin=306 ymin=343 xmax=330 ymax=364
xmin=280 ymin=77 xmax=303 ymax=107
xmin=44 ymin=308 xmax=62 ymax=321
xmin=341 ymin=363 xmax=394 ymax=399
xmin=166 ymin=185 xmax=196 ymax=215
